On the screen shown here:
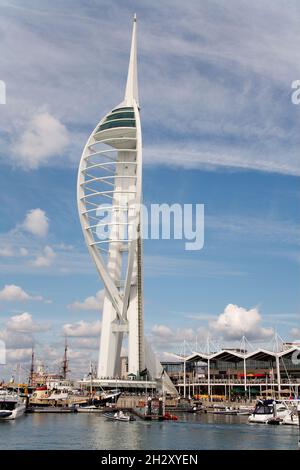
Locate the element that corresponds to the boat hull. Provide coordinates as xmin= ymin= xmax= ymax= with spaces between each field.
xmin=0 ymin=403 xmax=26 ymax=420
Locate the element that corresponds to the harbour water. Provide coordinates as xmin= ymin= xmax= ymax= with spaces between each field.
xmin=0 ymin=412 xmax=298 ymax=450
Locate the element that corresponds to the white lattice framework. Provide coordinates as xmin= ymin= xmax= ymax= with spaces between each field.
xmin=77 ymin=16 xmax=145 ymax=378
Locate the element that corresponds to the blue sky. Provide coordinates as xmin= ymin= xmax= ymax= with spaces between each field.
xmin=0 ymin=0 xmax=299 ymax=379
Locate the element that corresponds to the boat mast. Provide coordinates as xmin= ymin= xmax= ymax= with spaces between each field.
xmin=89 ymin=361 xmax=93 ymax=399
xmin=62 ymin=337 xmax=69 ymax=380
xmin=29 ymin=347 xmax=35 ymax=386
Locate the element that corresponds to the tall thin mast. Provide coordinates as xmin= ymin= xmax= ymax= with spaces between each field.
xmin=124 ymin=14 xmax=139 ymax=107
xmin=62 ymin=337 xmax=69 ymax=379
xmin=29 ymin=347 xmax=35 ymax=386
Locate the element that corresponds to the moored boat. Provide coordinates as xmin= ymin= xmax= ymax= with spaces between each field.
xmin=92 ymin=389 xmax=121 ymax=406
xmin=0 ymin=390 xmax=26 ymax=420
xmin=206 ymin=406 xmax=239 ymax=416
xmin=77 ymin=405 xmax=105 ymax=413
xmin=104 ymin=410 xmax=135 ymax=421
xmin=281 ymin=410 xmax=299 ymax=426
xmin=248 ymin=400 xmax=291 ymax=424
xmin=27 ymin=406 xmax=76 ymax=413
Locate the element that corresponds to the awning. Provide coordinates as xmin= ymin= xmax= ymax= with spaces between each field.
xmin=238 ymin=373 xmax=266 ymax=378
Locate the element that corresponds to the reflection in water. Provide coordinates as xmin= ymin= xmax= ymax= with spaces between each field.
xmin=0 ymin=412 xmax=298 ymax=450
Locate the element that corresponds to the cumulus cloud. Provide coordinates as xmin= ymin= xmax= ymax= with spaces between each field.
xmin=6 ymin=348 xmax=33 ymax=363
xmin=0 ymin=329 xmax=34 ymax=349
xmin=68 ymin=290 xmax=104 ymax=311
xmin=210 ymin=303 xmax=273 ymax=340
xmin=6 ymin=312 xmax=49 ymax=333
xmin=290 ymin=328 xmax=300 ymax=339
xmin=150 ymin=323 xmax=203 ymax=354
xmin=0 ymin=284 xmax=43 ymax=302
xmin=152 ymin=324 xmax=173 ymax=338
xmin=22 ymin=208 xmax=49 ymax=237
xmin=70 ymin=337 xmax=99 ymax=350
xmin=19 ymin=247 xmax=29 ymax=257
xmin=0 ymin=246 xmax=14 ymax=257
xmin=39 ymin=345 xmax=96 ymax=378
xmin=62 ymin=320 xmax=101 ymax=337
xmin=12 ymin=112 xmax=70 ymax=169
xmin=32 ymin=245 xmax=56 ymax=267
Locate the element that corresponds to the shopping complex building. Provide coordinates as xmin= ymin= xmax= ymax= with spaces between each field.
xmin=162 ymin=342 xmax=300 ymax=399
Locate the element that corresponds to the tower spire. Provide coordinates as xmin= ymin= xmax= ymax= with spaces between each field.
xmin=124 ymin=14 xmax=139 ymax=106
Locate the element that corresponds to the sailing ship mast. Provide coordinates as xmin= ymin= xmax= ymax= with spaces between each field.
xmin=29 ymin=347 xmax=35 ymax=386
xmin=61 ymin=337 xmax=70 ymax=379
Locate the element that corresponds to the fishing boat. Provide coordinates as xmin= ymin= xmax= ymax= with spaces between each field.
xmin=0 ymin=390 xmax=26 ymax=420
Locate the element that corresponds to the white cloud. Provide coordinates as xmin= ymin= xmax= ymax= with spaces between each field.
xmin=290 ymin=328 xmax=300 ymax=339
xmin=151 ymin=324 xmax=173 ymax=338
xmin=70 ymin=337 xmax=99 ymax=350
xmin=12 ymin=112 xmax=70 ymax=170
xmin=39 ymin=345 xmax=96 ymax=379
xmin=144 ymin=143 xmax=300 ymax=177
xmin=0 ymin=284 xmax=43 ymax=302
xmin=19 ymin=247 xmax=29 ymax=257
xmin=32 ymin=245 xmax=56 ymax=267
xmin=6 ymin=348 xmax=33 ymax=363
xmin=62 ymin=320 xmax=101 ymax=337
xmin=0 ymin=1 xmax=299 ymax=176
xmin=0 ymin=329 xmax=34 ymax=349
xmin=0 ymin=228 xmax=92 ymax=276
xmin=210 ymin=303 xmax=273 ymax=340
xmin=22 ymin=208 xmax=49 ymax=237
xmin=150 ymin=323 xmax=202 ymax=351
xmin=68 ymin=290 xmax=104 ymax=311
xmin=0 ymin=246 xmax=14 ymax=257
xmin=6 ymin=312 xmax=49 ymax=333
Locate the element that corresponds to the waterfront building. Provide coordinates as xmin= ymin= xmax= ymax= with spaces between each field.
xmin=165 ymin=343 xmax=300 ymax=399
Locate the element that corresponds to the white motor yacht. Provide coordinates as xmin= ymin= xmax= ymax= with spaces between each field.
xmin=248 ymin=399 xmax=291 ymax=424
xmin=0 ymin=390 xmax=26 ymax=420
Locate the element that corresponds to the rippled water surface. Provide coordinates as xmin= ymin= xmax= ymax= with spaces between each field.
xmin=0 ymin=412 xmax=298 ymax=450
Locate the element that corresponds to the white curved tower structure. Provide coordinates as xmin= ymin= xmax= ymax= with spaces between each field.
xmin=77 ymin=16 xmax=145 ymax=378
